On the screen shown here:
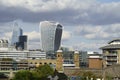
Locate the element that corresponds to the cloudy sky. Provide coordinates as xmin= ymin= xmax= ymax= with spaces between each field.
xmin=0 ymin=0 xmax=120 ymax=52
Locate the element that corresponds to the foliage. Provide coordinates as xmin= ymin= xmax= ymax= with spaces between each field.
xmin=0 ymin=73 xmax=8 ymax=78
xmin=81 ymin=71 xmax=97 ymax=80
xmin=13 ymin=64 xmax=68 ymax=80
xmin=34 ymin=64 xmax=54 ymax=80
xmin=53 ymin=69 xmax=68 ymax=80
xmin=13 ymin=70 xmax=33 ymax=80
xmin=13 ymin=64 xmax=55 ymax=80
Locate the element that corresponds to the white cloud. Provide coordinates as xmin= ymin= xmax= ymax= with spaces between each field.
xmin=24 ymin=31 xmax=40 ymax=41
xmin=24 ymin=31 xmax=40 ymax=49
xmin=0 ymin=32 xmax=12 ymax=43
xmin=62 ymin=30 xmax=71 ymax=41
xmin=74 ymin=23 xmax=120 ymax=40
xmin=28 ymin=42 xmax=40 ymax=49
xmin=73 ymin=42 xmax=105 ymax=52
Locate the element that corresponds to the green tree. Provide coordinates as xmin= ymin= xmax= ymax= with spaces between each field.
xmin=13 ymin=64 xmax=67 ymax=80
xmin=13 ymin=70 xmax=33 ymax=80
xmin=35 ymin=64 xmax=54 ymax=80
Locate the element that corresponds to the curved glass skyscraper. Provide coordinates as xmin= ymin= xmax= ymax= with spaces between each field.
xmin=11 ymin=22 xmax=23 ymax=46
xmin=40 ymin=21 xmax=63 ymax=52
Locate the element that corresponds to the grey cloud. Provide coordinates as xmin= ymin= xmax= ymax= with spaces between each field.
xmin=74 ymin=24 xmax=120 ymax=40
xmin=0 ymin=1 xmax=120 ymax=25
xmin=0 ymin=5 xmax=79 ymax=25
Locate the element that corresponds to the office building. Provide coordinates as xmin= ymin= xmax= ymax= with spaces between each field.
xmin=40 ymin=21 xmax=63 ymax=52
xmin=11 ymin=22 xmax=28 ymax=50
xmin=0 ymin=50 xmax=28 ymax=60
xmin=11 ymin=22 xmax=23 ymax=46
xmin=28 ymin=51 xmax=46 ymax=59
xmin=100 ymin=39 xmax=120 ymax=67
xmin=79 ymin=51 xmax=88 ymax=68
xmin=16 ymin=35 xmax=27 ymax=50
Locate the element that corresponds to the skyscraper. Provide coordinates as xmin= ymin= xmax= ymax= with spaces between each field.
xmin=40 ymin=21 xmax=63 ymax=52
xmin=16 ymin=35 xmax=27 ymax=50
xmin=11 ymin=22 xmax=23 ymax=46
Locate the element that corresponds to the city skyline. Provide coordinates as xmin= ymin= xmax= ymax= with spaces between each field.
xmin=0 ymin=0 xmax=120 ymax=52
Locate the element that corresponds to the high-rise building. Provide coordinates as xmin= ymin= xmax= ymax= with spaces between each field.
xmin=11 ymin=22 xmax=28 ymax=50
xmin=40 ymin=21 xmax=63 ymax=52
xmin=16 ymin=35 xmax=27 ymax=50
xmin=11 ymin=22 xmax=23 ymax=46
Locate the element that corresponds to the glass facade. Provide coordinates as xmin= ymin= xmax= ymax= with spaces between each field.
xmin=11 ymin=22 xmax=23 ymax=46
xmin=40 ymin=21 xmax=63 ymax=52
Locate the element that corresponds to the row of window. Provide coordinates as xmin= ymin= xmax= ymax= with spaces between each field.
xmin=29 ymin=62 xmax=55 ymax=65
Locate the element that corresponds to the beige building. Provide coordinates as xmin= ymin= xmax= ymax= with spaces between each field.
xmin=28 ymin=50 xmax=80 ymax=72
xmin=0 ymin=58 xmax=28 ymax=70
xmin=100 ymin=39 xmax=120 ymax=68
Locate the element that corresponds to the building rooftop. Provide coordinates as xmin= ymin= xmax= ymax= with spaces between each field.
xmin=100 ymin=38 xmax=120 ymax=49
xmin=108 ymin=38 xmax=120 ymax=44
xmin=100 ymin=44 xmax=120 ymax=49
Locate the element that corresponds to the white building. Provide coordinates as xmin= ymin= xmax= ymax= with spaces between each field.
xmin=40 ymin=21 xmax=63 ymax=52
xmin=28 ymin=51 xmax=46 ymax=59
xmin=0 ymin=50 xmax=28 ymax=60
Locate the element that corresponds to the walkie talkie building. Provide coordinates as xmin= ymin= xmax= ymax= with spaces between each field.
xmin=40 ymin=21 xmax=63 ymax=52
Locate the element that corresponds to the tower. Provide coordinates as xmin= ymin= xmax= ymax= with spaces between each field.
xmin=74 ymin=51 xmax=80 ymax=68
xmin=17 ymin=35 xmax=27 ymax=50
xmin=11 ymin=22 xmax=27 ymax=50
xmin=40 ymin=21 xmax=63 ymax=52
xmin=11 ymin=22 xmax=23 ymax=46
xmin=56 ymin=50 xmax=63 ymax=72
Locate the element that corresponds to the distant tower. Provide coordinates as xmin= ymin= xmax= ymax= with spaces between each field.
xmin=17 ymin=35 xmax=27 ymax=50
xmin=40 ymin=21 xmax=63 ymax=52
xmin=74 ymin=51 xmax=80 ymax=68
xmin=56 ymin=50 xmax=63 ymax=72
xmin=11 ymin=22 xmax=23 ymax=46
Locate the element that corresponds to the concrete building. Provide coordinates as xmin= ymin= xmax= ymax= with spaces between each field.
xmin=40 ymin=21 xmax=63 ymax=52
xmin=0 ymin=50 xmax=28 ymax=60
xmin=0 ymin=39 xmax=8 ymax=48
xmin=28 ymin=51 xmax=46 ymax=59
xmin=0 ymin=58 xmax=28 ymax=71
xmin=100 ymin=39 xmax=120 ymax=68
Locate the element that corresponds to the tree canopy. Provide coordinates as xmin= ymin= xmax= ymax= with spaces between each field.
xmin=12 ymin=64 xmax=67 ymax=80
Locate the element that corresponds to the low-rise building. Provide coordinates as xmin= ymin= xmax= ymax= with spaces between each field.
xmin=88 ymin=55 xmax=102 ymax=69
xmin=100 ymin=39 xmax=120 ymax=68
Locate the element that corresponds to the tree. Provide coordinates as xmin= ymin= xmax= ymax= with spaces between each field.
xmin=13 ymin=64 xmax=67 ymax=80
xmin=13 ymin=70 xmax=33 ymax=80
xmin=35 ymin=64 xmax=54 ymax=79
